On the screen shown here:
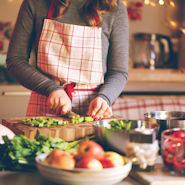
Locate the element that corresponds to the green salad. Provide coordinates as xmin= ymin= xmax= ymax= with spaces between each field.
xmin=0 ymin=131 xmax=94 ymax=171
xmin=108 ymin=120 xmax=132 ymax=131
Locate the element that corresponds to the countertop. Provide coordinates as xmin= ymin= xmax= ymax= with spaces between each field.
xmin=124 ymin=68 xmax=185 ymax=93
xmin=0 ymin=171 xmax=140 ymax=185
xmin=1 ymin=158 xmax=185 ymax=185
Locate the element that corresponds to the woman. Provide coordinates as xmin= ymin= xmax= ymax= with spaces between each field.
xmin=6 ymin=0 xmax=129 ymax=120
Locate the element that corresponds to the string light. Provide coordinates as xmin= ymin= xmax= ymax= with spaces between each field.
xmin=168 ymin=0 xmax=175 ymax=8
xmin=123 ymin=0 xmax=176 ymax=7
xmin=149 ymin=1 xmax=156 ymax=7
xmin=180 ymin=27 xmax=185 ymax=34
xmin=168 ymin=20 xmax=179 ymax=30
xmin=144 ymin=0 xmax=150 ymax=5
xmin=158 ymin=0 xmax=165 ymax=6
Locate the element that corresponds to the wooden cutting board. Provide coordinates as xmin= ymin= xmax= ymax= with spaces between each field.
xmin=130 ymin=157 xmax=185 ymax=185
xmin=2 ymin=117 xmax=95 ymax=141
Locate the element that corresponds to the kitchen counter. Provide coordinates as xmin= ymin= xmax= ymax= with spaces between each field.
xmin=0 ymin=171 xmax=139 ymax=185
xmin=124 ymin=68 xmax=185 ymax=93
xmin=1 ymin=156 xmax=185 ymax=185
xmin=1 ymin=161 xmax=185 ymax=185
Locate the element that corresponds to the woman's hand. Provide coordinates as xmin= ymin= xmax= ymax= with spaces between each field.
xmin=47 ymin=89 xmax=72 ymax=115
xmin=88 ymin=97 xmax=112 ymax=120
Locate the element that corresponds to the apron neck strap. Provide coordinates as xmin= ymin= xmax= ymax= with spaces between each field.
xmin=47 ymin=0 xmax=56 ymax=19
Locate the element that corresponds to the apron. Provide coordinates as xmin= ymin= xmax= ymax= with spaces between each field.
xmin=26 ymin=0 xmax=104 ymax=116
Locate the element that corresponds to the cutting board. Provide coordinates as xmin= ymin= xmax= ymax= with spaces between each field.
xmin=130 ymin=157 xmax=185 ymax=185
xmin=2 ymin=117 xmax=95 ymax=142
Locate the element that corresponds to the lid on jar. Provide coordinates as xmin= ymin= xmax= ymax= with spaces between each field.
xmin=129 ymin=128 xmax=156 ymax=143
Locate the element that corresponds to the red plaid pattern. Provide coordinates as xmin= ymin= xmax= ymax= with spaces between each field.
xmin=112 ymin=97 xmax=185 ymax=120
xmin=26 ymin=85 xmax=97 ymax=116
xmin=26 ymin=91 xmax=51 ymax=116
xmin=37 ymin=19 xmax=104 ymax=84
xmin=27 ymin=15 xmax=103 ymax=116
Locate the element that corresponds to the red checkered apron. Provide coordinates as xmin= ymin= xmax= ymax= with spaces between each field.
xmin=26 ymin=0 xmax=104 ymax=116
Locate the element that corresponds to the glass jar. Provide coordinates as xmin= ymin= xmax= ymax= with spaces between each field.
xmin=161 ymin=128 xmax=185 ymax=174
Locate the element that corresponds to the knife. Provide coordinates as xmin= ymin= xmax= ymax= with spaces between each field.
xmin=46 ymin=111 xmax=78 ymax=119
xmin=63 ymin=110 xmax=78 ymax=119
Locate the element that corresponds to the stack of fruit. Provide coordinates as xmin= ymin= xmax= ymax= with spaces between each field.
xmin=44 ymin=140 xmax=128 ymax=170
xmin=161 ymin=129 xmax=185 ymax=174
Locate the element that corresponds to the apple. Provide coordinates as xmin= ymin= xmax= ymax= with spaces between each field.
xmin=76 ymin=157 xmax=103 ymax=170
xmin=99 ymin=158 xmax=115 ymax=168
xmin=45 ymin=149 xmax=66 ymax=164
xmin=45 ymin=149 xmax=75 ymax=169
xmin=77 ymin=140 xmax=104 ymax=160
xmin=103 ymin=151 xmax=124 ymax=167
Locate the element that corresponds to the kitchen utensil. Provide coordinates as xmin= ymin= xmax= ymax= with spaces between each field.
xmin=131 ymin=33 xmax=176 ymax=69
xmin=93 ymin=119 xmax=159 ymax=155
xmin=161 ymin=128 xmax=185 ymax=174
xmin=35 ymin=153 xmax=132 ymax=185
xmin=144 ymin=111 xmax=185 ymax=140
xmin=63 ymin=110 xmax=78 ymax=119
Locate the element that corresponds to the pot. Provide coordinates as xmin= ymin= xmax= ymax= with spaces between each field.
xmin=144 ymin=111 xmax=185 ymax=140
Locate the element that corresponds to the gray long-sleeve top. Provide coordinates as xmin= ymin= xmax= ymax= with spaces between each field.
xmin=6 ymin=0 xmax=129 ymax=106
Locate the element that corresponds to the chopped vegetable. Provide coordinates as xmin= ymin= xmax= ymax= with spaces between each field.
xmin=108 ymin=120 xmax=132 ymax=131
xmin=22 ymin=115 xmax=94 ymax=127
xmin=22 ymin=117 xmax=69 ymax=127
xmin=71 ymin=115 xmax=94 ymax=124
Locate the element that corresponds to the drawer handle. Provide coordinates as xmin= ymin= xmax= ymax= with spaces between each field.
xmin=2 ymin=91 xmax=31 ymax=96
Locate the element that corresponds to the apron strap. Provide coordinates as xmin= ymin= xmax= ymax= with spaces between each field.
xmin=64 ymin=82 xmax=76 ymax=101
xmin=47 ymin=0 xmax=56 ymax=19
xmin=64 ymin=82 xmax=98 ymax=102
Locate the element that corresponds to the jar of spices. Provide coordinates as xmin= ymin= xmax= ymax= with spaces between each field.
xmin=125 ymin=128 xmax=159 ymax=170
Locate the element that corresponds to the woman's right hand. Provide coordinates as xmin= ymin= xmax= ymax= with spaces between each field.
xmin=47 ymin=89 xmax=72 ymax=115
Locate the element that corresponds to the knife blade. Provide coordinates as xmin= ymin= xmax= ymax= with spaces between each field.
xmin=63 ymin=110 xmax=78 ymax=119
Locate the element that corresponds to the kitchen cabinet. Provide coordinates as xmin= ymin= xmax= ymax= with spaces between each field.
xmin=0 ymin=84 xmax=31 ymax=123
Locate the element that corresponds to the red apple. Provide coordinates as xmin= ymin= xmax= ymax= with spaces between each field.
xmin=77 ymin=140 xmax=104 ymax=160
xmin=76 ymin=157 xmax=103 ymax=170
xmin=45 ymin=149 xmax=75 ymax=169
xmin=103 ymin=151 xmax=124 ymax=167
xmin=99 ymin=158 xmax=115 ymax=168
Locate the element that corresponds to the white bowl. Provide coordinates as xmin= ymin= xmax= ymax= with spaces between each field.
xmin=35 ymin=153 xmax=132 ymax=185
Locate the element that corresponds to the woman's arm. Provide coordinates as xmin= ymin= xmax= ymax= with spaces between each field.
xmin=97 ymin=0 xmax=129 ymax=106
xmin=6 ymin=0 xmax=62 ymax=97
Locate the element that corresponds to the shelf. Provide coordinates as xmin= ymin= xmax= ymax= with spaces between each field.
xmin=127 ymin=68 xmax=185 ymax=83
xmin=124 ymin=68 xmax=185 ymax=93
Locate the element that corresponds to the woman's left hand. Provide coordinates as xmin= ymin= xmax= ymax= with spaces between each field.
xmin=88 ymin=97 xmax=112 ymax=120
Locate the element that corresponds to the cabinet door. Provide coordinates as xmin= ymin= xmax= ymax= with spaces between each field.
xmin=0 ymin=85 xmax=30 ymax=121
